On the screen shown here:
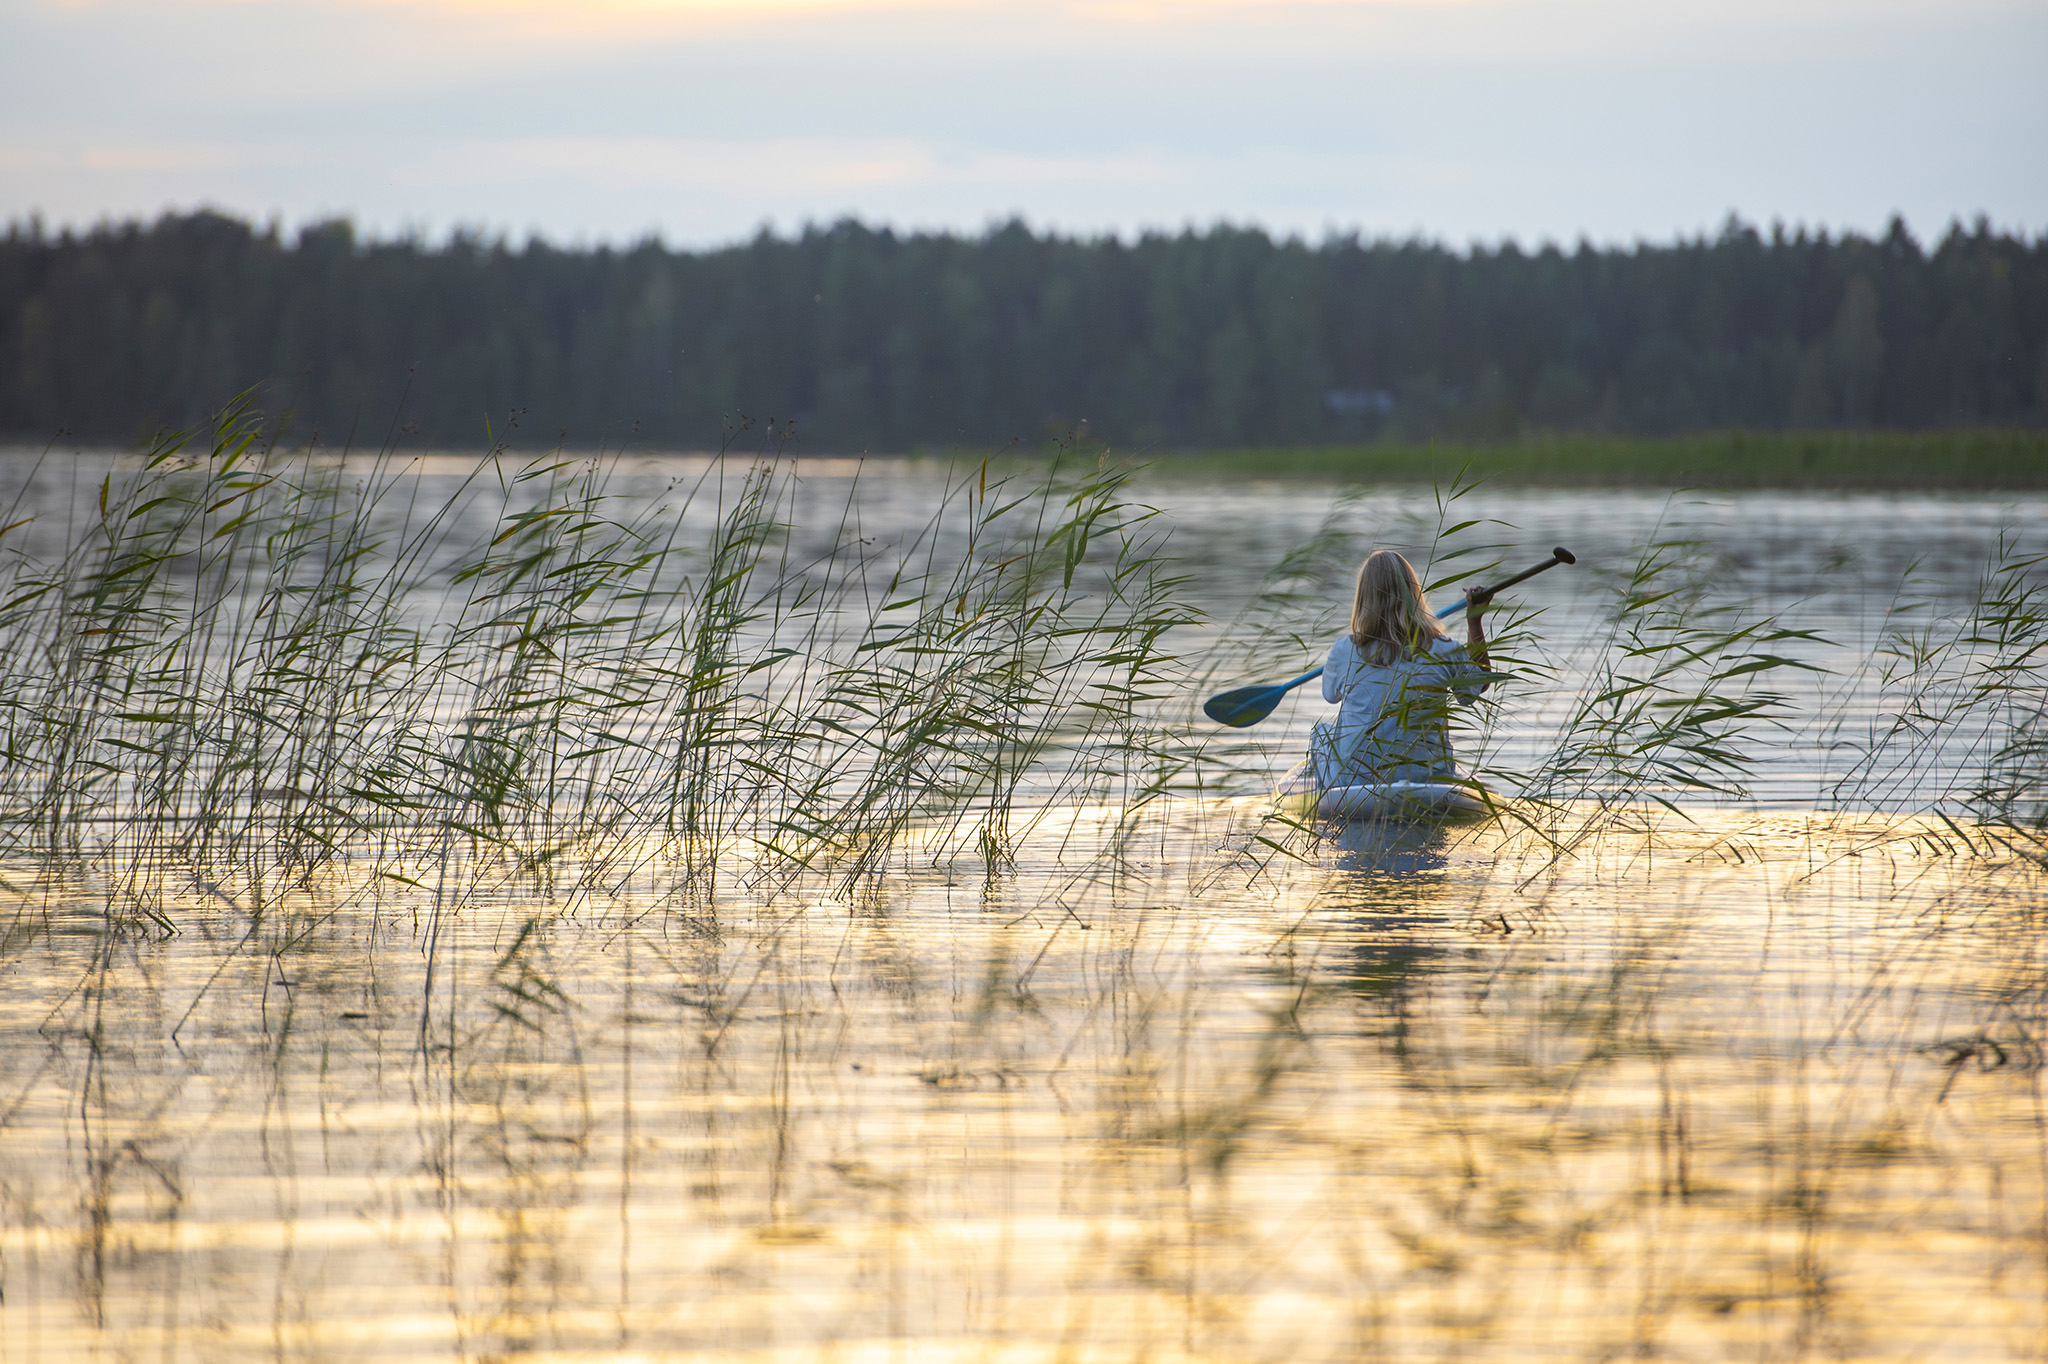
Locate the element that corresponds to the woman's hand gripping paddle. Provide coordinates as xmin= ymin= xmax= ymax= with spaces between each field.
xmin=1201 ymin=546 xmax=1576 ymax=728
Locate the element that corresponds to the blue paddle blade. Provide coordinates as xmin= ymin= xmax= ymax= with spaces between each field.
xmin=1203 ymin=684 xmax=1288 ymax=728
xmin=1204 ymin=665 xmax=1325 ymax=727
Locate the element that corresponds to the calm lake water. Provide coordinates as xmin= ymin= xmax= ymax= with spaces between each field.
xmin=1 ymin=451 xmax=2043 ymax=1362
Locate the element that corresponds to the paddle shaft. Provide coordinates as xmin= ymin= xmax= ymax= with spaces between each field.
xmin=1466 ymin=545 xmax=1576 ymax=604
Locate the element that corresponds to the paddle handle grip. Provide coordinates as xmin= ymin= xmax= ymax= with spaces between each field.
xmin=1461 ymin=546 xmax=1576 ymax=607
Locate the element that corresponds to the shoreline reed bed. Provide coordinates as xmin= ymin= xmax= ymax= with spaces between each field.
xmin=0 ymin=404 xmax=1204 ymax=923
xmin=0 ymin=400 xmax=2042 ymax=935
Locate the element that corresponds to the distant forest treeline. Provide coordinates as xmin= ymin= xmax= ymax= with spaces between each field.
xmin=3 ymin=211 xmax=2045 ymax=450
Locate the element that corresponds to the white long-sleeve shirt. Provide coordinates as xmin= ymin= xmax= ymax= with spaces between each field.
xmin=1315 ymin=633 xmax=1486 ymax=785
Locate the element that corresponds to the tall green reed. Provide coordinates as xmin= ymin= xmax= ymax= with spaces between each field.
xmin=1821 ymin=532 xmax=2047 ymax=856
xmin=747 ymin=450 xmax=1195 ymax=888
xmin=0 ymin=406 xmax=1210 ymax=922
xmin=1503 ymin=530 xmax=1825 ymax=853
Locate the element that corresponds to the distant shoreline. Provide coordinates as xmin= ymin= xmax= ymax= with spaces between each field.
xmin=7 ymin=429 xmax=2045 ymax=493
xmin=1122 ymin=430 xmax=2048 ymax=490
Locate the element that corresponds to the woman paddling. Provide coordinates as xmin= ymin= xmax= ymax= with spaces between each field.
xmin=1309 ymin=549 xmax=1493 ymax=791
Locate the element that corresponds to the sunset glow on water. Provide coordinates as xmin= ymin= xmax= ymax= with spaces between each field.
xmin=2 ymin=805 xmax=2042 ymax=1361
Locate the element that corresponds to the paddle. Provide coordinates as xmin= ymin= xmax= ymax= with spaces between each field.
xmin=1202 ymin=546 xmax=1576 ymax=728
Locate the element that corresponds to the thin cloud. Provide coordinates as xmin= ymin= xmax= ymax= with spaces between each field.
xmin=4 ymin=0 xmax=2038 ymax=245
xmin=397 ymin=136 xmax=1173 ymax=195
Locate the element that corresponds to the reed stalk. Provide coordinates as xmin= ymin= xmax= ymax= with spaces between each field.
xmin=0 ymin=406 xmax=1214 ymax=920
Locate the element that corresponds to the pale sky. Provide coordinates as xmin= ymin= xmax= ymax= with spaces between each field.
xmin=3 ymin=0 xmax=2043 ymax=247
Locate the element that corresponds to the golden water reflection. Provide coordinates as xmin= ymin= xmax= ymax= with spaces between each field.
xmin=2 ymin=805 xmax=2043 ymax=1361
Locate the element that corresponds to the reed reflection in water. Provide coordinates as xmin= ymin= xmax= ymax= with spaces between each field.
xmin=3 ymin=804 xmax=2042 ymax=1362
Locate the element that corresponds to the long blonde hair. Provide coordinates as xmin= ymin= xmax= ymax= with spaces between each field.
xmin=1348 ymin=549 xmax=1449 ymax=666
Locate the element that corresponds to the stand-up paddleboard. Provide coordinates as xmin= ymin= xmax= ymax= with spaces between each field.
xmin=1273 ymin=761 xmax=1490 ymax=822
